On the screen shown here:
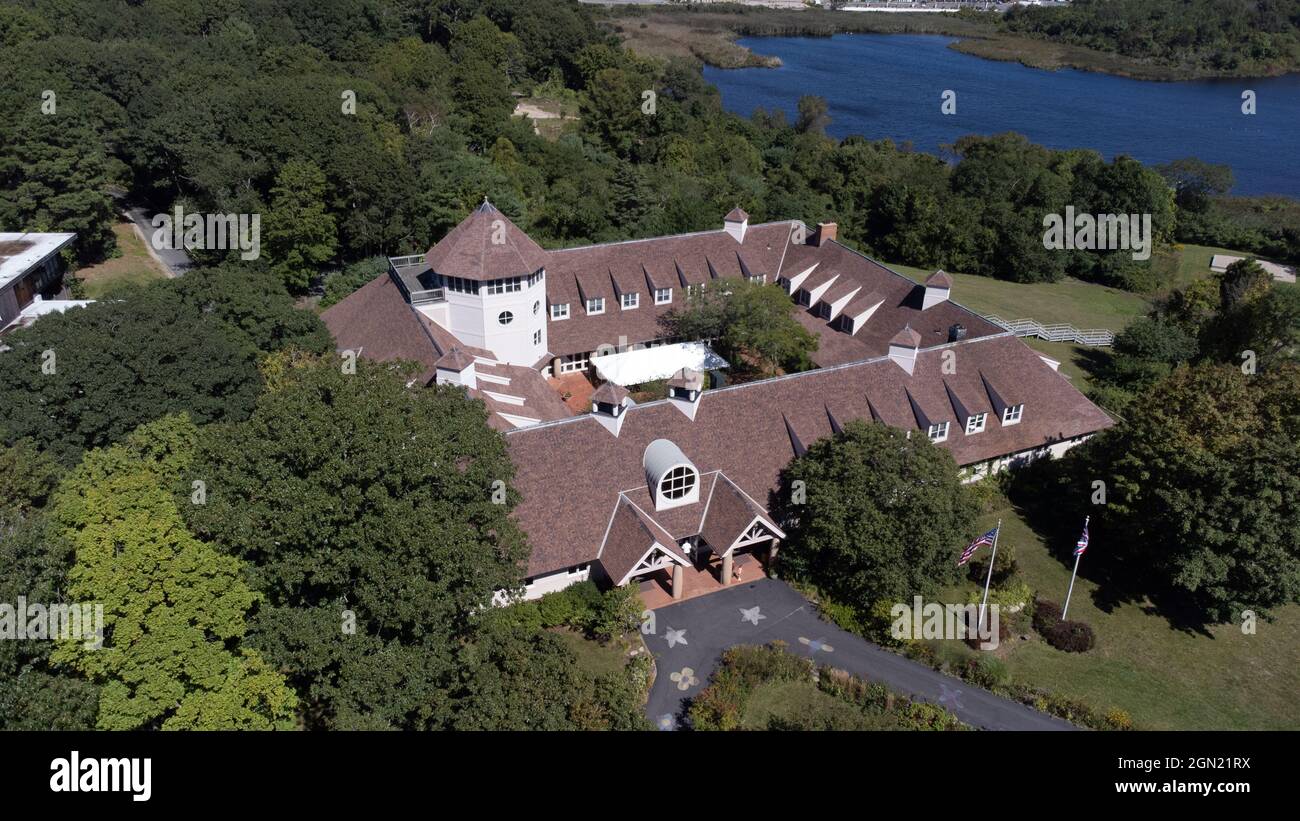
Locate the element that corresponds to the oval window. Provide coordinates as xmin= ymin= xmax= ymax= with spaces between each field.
xmin=533 ymin=301 xmax=540 ymax=315
xmin=498 ymin=311 xmax=514 ymax=325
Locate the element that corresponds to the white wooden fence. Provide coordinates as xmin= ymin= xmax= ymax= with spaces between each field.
xmin=982 ymin=315 xmax=1114 ymax=347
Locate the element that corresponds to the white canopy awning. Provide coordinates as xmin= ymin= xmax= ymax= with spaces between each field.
xmin=590 ymin=342 xmax=728 ymax=387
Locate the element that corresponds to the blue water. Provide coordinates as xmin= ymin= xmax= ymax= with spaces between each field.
xmin=704 ymin=34 xmax=1300 ymax=197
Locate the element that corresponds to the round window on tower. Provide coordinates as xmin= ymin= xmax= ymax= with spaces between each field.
xmin=533 ymin=301 xmax=540 ymax=315
xmin=498 ymin=311 xmax=514 ymax=325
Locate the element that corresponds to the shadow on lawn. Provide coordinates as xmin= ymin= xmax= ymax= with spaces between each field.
xmin=1006 ymin=459 xmax=1217 ymax=639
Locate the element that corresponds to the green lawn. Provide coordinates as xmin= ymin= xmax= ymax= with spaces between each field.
xmin=886 ymin=261 xmax=1148 ymax=332
xmin=951 ymin=503 xmax=1300 ymax=730
xmin=77 ymin=220 xmax=167 ymax=298
xmin=888 ymin=242 xmax=1264 ymax=335
xmin=1020 ymin=338 xmax=1099 ymax=394
xmin=549 ymin=627 xmax=628 ymax=678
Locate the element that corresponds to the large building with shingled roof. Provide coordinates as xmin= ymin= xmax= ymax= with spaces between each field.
xmin=322 ymin=203 xmax=1113 ymax=602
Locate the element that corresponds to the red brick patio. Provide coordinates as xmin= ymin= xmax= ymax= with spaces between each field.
xmin=638 ymin=552 xmax=765 ymax=610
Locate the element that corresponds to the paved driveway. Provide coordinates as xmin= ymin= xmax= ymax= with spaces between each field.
xmin=124 ymin=206 xmax=193 ymax=277
xmin=643 ymin=578 xmax=1076 ymax=731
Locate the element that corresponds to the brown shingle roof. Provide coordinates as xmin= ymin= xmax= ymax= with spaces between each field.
xmin=890 ymin=325 xmax=922 ymax=347
xmin=544 ymin=222 xmax=797 ymax=357
xmin=424 ymin=200 xmax=549 ymax=282
xmin=725 ymin=207 xmax=749 ymax=222
xmin=506 ymin=334 xmax=1112 ymax=577
xmin=926 ymin=270 xmax=953 ymax=289
xmin=321 ymin=274 xmax=441 ymax=383
xmin=699 ymin=474 xmax=783 ymax=556
xmin=435 ymin=347 xmax=474 ymax=371
xmin=322 ymin=273 xmax=571 ymax=430
xmin=779 ymin=240 xmax=1003 ymax=367
xmin=591 ymin=382 xmax=630 ymax=405
xmin=596 ymin=497 xmax=688 ymax=584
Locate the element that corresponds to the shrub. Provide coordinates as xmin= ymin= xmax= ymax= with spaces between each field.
xmin=479 ymin=599 xmax=542 ymax=634
xmin=819 ymin=597 xmax=868 ymax=636
xmin=1032 ymin=598 xmax=1095 ymax=652
xmin=1105 ymin=707 xmax=1134 ymax=730
xmin=1045 ymin=619 xmax=1096 ymax=653
xmin=592 ymin=583 xmax=643 ymax=641
xmin=688 ymin=643 xmax=813 ymax=731
xmin=1031 ymin=598 xmax=1063 ymax=634
xmin=537 ymin=589 xmax=576 ymax=628
xmin=964 ymin=654 xmax=1011 ymax=689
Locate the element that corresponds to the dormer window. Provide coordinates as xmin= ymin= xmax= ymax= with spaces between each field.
xmin=586 ymin=297 xmax=605 ymax=315
xmin=621 ymin=292 xmax=639 ymax=310
xmin=644 ymin=438 xmax=700 ymax=510
xmin=550 ymin=303 xmax=569 ymax=320
xmin=655 ymin=288 xmax=672 ymax=305
xmin=748 ymin=274 xmax=766 ymax=285
xmin=660 ymin=466 xmax=696 ymax=501
xmin=927 ymin=422 xmax=950 ymax=442
xmin=965 ymin=413 xmax=987 ymax=434
xmin=1002 ymin=404 xmax=1023 ymax=426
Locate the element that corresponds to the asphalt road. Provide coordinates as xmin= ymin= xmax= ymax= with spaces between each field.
xmin=643 ymin=578 xmax=1077 ymax=731
xmin=124 ymin=206 xmax=193 ymax=277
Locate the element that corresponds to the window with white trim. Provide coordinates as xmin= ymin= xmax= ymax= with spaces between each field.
xmin=558 ymin=352 xmax=588 ymax=374
xmin=747 ymin=274 xmax=766 ymax=285
xmin=965 ymin=413 xmax=987 ymax=434
xmin=485 ymin=277 xmax=522 ymax=295
xmin=1002 ymin=404 xmax=1023 ymax=425
xmin=927 ymin=421 xmax=950 ymax=442
xmin=533 ymin=329 xmax=541 ymax=345
xmin=497 ymin=311 xmax=514 ymax=325
xmin=659 ymin=466 xmax=697 ymax=501
xmin=550 ymin=303 xmax=569 ymax=320
xmin=621 ymin=292 xmax=639 ymax=309
xmin=586 ymin=297 xmax=605 ymax=315
xmin=654 ymin=288 xmax=672 ymax=305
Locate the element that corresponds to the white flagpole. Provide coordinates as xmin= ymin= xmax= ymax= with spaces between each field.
xmin=1061 ymin=515 xmax=1088 ymax=621
xmin=978 ymin=519 xmax=1000 ymax=634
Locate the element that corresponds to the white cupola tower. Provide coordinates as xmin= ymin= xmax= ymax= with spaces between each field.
xmin=415 ymin=199 xmax=549 ymax=366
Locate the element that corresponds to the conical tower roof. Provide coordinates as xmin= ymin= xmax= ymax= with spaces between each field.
xmin=424 ymin=199 xmax=549 ymax=281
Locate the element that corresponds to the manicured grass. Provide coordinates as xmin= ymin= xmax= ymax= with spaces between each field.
xmin=957 ymin=503 xmax=1300 ymax=730
xmin=77 ymin=220 xmax=167 ymax=298
xmin=1019 ymin=338 xmax=1098 ymax=394
xmin=890 ymin=242 xmax=1267 ymax=336
xmin=549 ymin=627 xmax=628 ymax=679
xmin=1154 ymin=242 xmax=1293 ymax=293
xmin=886 ymin=261 xmax=1149 ymax=333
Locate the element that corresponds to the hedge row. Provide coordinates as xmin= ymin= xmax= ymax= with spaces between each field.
xmin=481 ymin=581 xmax=643 ymax=641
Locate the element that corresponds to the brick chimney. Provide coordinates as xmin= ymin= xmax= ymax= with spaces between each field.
xmin=814 ymin=222 xmax=838 ymax=247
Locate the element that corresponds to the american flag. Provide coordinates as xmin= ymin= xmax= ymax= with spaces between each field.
xmin=1074 ymin=522 xmax=1090 ymax=557
xmin=958 ymin=527 xmax=999 ymax=567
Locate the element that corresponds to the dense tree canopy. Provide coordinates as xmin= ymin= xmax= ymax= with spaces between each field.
xmin=1004 ymin=0 xmax=1300 ymax=76
xmin=3 ymin=0 xmax=1279 ymax=298
xmin=48 ymin=415 xmax=298 ymax=730
xmin=0 ymin=270 xmax=327 ymax=464
xmin=1047 ymin=364 xmax=1300 ymax=622
xmin=776 ymin=420 xmax=979 ymax=609
xmin=181 ymin=358 xmax=530 ymax=728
